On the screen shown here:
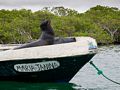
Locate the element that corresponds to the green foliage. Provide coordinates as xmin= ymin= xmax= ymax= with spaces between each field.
xmin=0 ymin=5 xmax=120 ymax=44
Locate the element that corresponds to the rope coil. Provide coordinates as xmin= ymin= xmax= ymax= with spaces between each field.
xmin=90 ymin=61 xmax=120 ymax=85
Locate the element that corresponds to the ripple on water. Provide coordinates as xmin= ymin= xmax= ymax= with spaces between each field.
xmin=71 ymin=45 xmax=120 ymax=90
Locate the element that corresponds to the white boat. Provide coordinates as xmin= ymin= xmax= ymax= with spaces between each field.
xmin=0 ymin=37 xmax=97 ymax=82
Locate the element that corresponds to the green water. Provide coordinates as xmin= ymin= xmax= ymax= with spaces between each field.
xmin=0 ymin=82 xmax=78 ymax=90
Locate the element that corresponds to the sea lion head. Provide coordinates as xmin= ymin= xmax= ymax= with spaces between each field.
xmin=40 ymin=20 xmax=54 ymax=35
xmin=40 ymin=20 xmax=51 ymax=31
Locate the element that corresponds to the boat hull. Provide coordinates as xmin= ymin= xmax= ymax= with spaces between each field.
xmin=0 ymin=53 xmax=95 ymax=82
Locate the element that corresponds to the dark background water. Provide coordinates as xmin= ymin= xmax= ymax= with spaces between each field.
xmin=0 ymin=45 xmax=120 ymax=90
xmin=0 ymin=82 xmax=77 ymax=90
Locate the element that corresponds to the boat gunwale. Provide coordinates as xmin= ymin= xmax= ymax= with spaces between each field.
xmin=0 ymin=52 xmax=96 ymax=62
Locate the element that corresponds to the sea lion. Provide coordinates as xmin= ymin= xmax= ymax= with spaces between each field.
xmin=14 ymin=20 xmax=55 ymax=49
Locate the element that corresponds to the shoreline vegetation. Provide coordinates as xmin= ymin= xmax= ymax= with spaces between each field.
xmin=0 ymin=5 xmax=120 ymax=45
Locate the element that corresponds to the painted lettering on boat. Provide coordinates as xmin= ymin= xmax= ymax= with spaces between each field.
xmin=14 ymin=61 xmax=60 ymax=72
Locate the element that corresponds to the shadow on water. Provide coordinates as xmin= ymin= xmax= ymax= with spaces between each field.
xmin=0 ymin=81 xmax=84 ymax=90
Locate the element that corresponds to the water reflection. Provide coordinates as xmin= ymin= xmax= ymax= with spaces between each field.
xmin=0 ymin=82 xmax=82 ymax=90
